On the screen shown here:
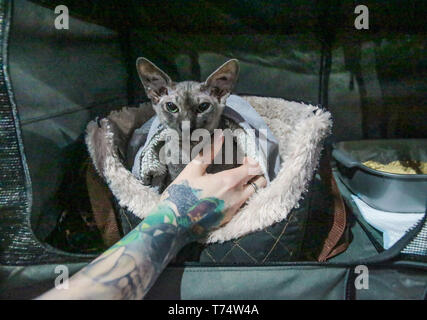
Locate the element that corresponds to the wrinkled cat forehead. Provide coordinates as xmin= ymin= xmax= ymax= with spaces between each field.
xmin=173 ymin=81 xmax=205 ymax=93
xmin=167 ymin=81 xmax=214 ymax=104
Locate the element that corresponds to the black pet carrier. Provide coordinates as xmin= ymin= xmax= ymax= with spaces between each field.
xmin=0 ymin=0 xmax=426 ymax=299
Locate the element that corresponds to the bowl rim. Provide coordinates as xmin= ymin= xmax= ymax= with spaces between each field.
xmin=333 ymin=139 xmax=427 ymax=179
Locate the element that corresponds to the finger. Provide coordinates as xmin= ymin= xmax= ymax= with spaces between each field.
xmin=240 ymin=157 xmax=265 ymax=185
xmin=217 ymin=157 xmax=262 ymax=186
xmin=191 ymin=130 xmax=224 ymax=174
xmin=243 ymin=175 xmax=267 ymax=198
xmin=219 ymin=175 xmax=267 ymax=228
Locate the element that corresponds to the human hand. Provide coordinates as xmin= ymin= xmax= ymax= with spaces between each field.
xmin=157 ymin=131 xmax=266 ymax=240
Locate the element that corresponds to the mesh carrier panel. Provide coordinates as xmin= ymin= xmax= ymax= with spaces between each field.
xmin=0 ymin=0 xmax=93 ymax=265
xmin=402 ymin=219 xmax=427 ymax=257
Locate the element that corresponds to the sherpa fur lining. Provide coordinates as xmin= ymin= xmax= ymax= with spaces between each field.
xmin=85 ymin=96 xmax=332 ymax=243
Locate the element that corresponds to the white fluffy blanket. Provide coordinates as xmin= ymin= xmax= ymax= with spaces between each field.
xmin=85 ymin=96 xmax=332 ymax=243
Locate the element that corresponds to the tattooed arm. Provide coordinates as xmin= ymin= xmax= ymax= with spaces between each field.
xmin=37 ymin=132 xmax=266 ymax=300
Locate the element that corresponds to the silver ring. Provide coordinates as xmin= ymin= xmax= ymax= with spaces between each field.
xmin=249 ymin=182 xmax=259 ymax=193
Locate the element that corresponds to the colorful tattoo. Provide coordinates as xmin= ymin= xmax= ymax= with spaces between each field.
xmin=138 ymin=181 xmax=225 ymax=239
xmin=39 ymin=180 xmax=226 ymax=300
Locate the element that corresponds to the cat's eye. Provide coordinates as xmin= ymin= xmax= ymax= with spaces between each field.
xmin=197 ymin=102 xmax=211 ymax=113
xmin=165 ymin=102 xmax=179 ymax=113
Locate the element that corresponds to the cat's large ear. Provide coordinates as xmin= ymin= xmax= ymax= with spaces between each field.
xmin=203 ymin=59 xmax=239 ymax=101
xmin=136 ymin=57 xmax=172 ymax=103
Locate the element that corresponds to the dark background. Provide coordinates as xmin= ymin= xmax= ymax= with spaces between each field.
xmin=9 ymin=0 xmax=427 ymax=240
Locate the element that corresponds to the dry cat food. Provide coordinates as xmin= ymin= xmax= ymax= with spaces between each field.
xmin=363 ymin=160 xmax=427 ymax=174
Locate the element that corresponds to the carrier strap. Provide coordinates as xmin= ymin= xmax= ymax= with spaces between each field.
xmin=318 ymin=151 xmax=349 ymax=262
xmin=87 ymin=162 xmax=121 ymax=247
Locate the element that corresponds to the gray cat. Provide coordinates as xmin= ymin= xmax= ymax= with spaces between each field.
xmin=136 ymin=57 xmax=241 ymax=183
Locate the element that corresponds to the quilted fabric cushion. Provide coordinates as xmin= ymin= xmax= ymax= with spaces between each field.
xmin=118 ymin=194 xmax=309 ymax=263
xmin=178 ymin=202 xmax=308 ymax=264
xmin=118 ymin=176 xmax=331 ymax=264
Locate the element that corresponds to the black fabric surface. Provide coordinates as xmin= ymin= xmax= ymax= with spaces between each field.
xmin=6 ymin=0 xmax=426 ymax=258
xmin=1 ymin=0 xmax=426 ymax=299
xmin=0 ymin=0 xmax=95 ymax=266
xmin=9 ymin=0 xmax=128 ymax=240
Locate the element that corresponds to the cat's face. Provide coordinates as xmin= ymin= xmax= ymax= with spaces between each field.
xmin=136 ymin=58 xmax=239 ymax=134
xmin=149 ymin=81 xmax=226 ymax=133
